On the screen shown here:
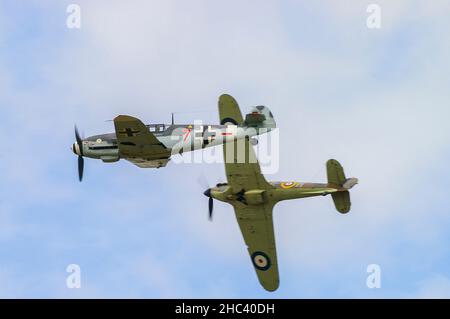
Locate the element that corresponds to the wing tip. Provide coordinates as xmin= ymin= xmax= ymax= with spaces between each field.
xmin=114 ymin=115 xmax=139 ymax=122
xmin=219 ymin=93 xmax=237 ymax=104
xmin=261 ymin=279 xmax=280 ymax=292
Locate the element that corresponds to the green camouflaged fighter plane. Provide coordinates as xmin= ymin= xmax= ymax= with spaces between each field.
xmin=71 ymin=95 xmax=276 ymax=181
xmin=203 ymin=95 xmax=358 ymax=292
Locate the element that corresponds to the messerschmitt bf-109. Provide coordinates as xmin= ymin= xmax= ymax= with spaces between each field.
xmin=202 ymin=95 xmax=358 ymax=291
xmin=71 ymin=94 xmax=276 ymax=181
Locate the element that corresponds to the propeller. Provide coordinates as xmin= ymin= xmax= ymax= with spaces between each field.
xmin=74 ymin=126 xmax=85 ymax=182
xmin=198 ymin=172 xmax=228 ymax=221
xmin=78 ymin=155 xmax=84 ymax=182
xmin=198 ymin=173 xmax=220 ymax=221
xmin=203 ymin=188 xmax=214 ymax=221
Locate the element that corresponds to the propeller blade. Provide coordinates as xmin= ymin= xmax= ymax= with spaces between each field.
xmin=74 ymin=125 xmax=86 ymax=182
xmin=75 ymin=126 xmax=82 ymax=145
xmin=208 ymin=197 xmax=214 ymax=221
xmin=74 ymin=126 xmax=84 ymax=156
xmin=78 ymin=155 xmax=84 ymax=182
xmin=203 ymin=188 xmax=214 ymax=221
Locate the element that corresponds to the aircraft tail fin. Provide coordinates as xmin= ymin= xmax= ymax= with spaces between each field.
xmin=327 ymin=159 xmax=358 ymax=214
xmin=327 ymin=159 xmax=347 ymax=186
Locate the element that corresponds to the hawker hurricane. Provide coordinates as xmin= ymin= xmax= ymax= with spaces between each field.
xmin=203 ymin=95 xmax=358 ymax=291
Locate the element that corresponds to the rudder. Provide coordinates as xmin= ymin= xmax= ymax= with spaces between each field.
xmin=327 ymin=159 xmax=353 ymax=214
xmin=327 ymin=159 xmax=346 ymax=186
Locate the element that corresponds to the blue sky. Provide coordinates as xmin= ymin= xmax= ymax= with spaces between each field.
xmin=0 ymin=0 xmax=449 ymax=298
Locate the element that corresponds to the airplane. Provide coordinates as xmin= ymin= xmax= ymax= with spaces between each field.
xmin=71 ymin=94 xmax=276 ymax=181
xmin=202 ymin=95 xmax=358 ymax=292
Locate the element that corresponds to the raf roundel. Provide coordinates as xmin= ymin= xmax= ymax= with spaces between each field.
xmin=251 ymin=251 xmax=271 ymax=271
xmin=280 ymin=182 xmax=298 ymax=189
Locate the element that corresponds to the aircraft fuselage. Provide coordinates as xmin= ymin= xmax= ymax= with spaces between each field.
xmin=72 ymin=123 xmax=272 ymax=163
xmin=210 ymin=180 xmax=357 ymax=206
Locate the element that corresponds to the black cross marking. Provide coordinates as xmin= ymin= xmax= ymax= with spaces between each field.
xmin=120 ymin=128 xmax=140 ymax=137
xmin=202 ymin=127 xmax=217 ymax=146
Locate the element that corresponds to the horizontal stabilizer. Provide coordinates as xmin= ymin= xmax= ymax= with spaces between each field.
xmin=332 ymin=191 xmax=351 ymax=214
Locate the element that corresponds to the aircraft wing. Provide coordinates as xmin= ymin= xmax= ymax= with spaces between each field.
xmin=219 ymin=95 xmax=278 ymax=290
xmin=220 ymin=94 xmax=271 ymax=190
xmin=113 ymin=115 xmax=171 ymax=166
xmin=223 ymin=139 xmax=271 ymax=190
xmin=233 ymin=202 xmax=279 ymax=291
xmin=225 ymin=141 xmax=279 ymax=291
xmin=125 ymin=157 xmax=170 ymax=169
xmin=218 ymin=94 xmax=244 ymax=125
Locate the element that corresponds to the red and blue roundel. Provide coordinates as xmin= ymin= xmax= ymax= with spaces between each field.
xmin=251 ymin=251 xmax=271 ymax=271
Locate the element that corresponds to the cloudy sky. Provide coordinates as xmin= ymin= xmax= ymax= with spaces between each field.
xmin=0 ymin=0 xmax=449 ymax=298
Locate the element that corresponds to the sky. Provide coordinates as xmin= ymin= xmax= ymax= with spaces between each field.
xmin=0 ymin=0 xmax=449 ymax=298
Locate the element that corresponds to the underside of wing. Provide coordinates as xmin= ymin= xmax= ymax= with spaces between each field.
xmin=219 ymin=95 xmax=271 ymax=190
xmin=223 ymin=138 xmax=271 ymax=190
xmin=114 ymin=115 xmax=171 ymax=165
xmin=234 ymin=203 xmax=279 ymax=291
xmin=125 ymin=157 xmax=170 ymax=168
xmin=218 ymin=94 xmax=244 ymax=125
